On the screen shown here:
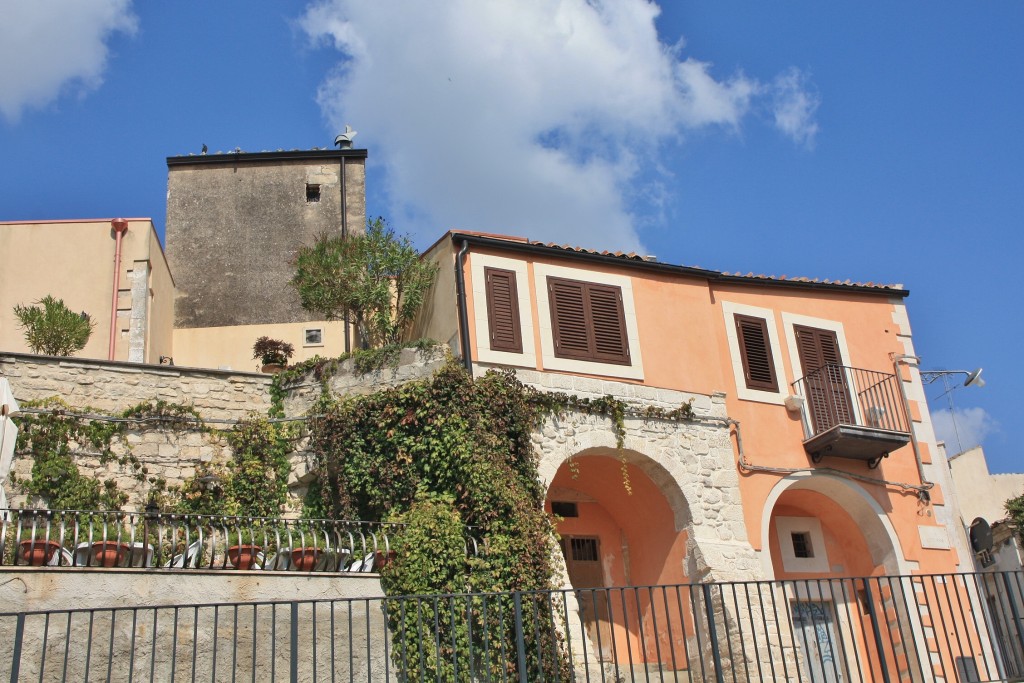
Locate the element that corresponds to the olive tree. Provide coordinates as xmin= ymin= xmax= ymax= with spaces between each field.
xmin=13 ymin=295 xmax=95 ymax=356
xmin=291 ymin=217 xmax=438 ymax=348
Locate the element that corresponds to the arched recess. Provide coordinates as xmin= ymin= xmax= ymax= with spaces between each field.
xmin=546 ymin=448 xmax=695 ymax=668
xmin=546 ymin=448 xmax=692 ymax=589
xmin=760 ymin=472 xmax=911 ymax=579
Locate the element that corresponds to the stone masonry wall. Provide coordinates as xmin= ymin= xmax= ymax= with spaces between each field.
xmin=0 ymin=353 xmax=272 ymax=420
xmin=1 ymin=349 xmax=446 ymax=511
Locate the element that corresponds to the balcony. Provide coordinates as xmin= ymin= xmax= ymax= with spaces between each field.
xmin=791 ymin=364 xmax=911 ymax=468
xmin=1 ymin=508 xmax=481 ymax=572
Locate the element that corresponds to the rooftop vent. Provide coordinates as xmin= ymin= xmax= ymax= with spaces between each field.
xmin=334 ymin=124 xmax=358 ymax=150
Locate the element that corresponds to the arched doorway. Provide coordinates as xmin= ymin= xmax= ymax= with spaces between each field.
xmin=762 ymin=474 xmax=923 ymax=682
xmin=546 ymin=447 xmax=692 ymax=668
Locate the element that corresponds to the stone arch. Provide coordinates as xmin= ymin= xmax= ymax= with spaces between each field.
xmin=760 ymin=472 xmax=912 ymax=578
xmin=534 ymin=410 xmax=764 ymax=583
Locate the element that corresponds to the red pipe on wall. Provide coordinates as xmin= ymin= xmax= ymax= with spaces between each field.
xmin=108 ymin=218 xmax=129 ymax=360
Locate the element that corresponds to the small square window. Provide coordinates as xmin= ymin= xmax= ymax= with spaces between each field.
xmin=792 ymin=532 xmax=814 ymax=558
xmin=551 ymin=501 xmax=578 ymax=518
xmin=305 ymin=184 xmax=321 ymax=203
xmin=304 ymin=328 xmax=323 ymax=346
xmin=570 ymin=537 xmax=599 ymax=562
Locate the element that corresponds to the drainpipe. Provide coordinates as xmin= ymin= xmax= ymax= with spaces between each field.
xmin=340 ymin=156 xmax=351 ymax=354
xmin=108 ymin=218 xmax=129 ymax=360
xmin=454 ymin=238 xmax=473 ymax=374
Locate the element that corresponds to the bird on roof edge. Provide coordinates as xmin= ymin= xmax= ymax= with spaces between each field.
xmin=201 ymin=144 xmax=207 ymax=155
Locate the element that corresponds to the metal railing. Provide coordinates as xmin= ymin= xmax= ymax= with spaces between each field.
xmin=0 ymin=508 xmax=481 ymax=573
xmin=2 ymin=571 xmax=1022 ymax=681
xmin=792 ymin=364 xmax=910 ymax=438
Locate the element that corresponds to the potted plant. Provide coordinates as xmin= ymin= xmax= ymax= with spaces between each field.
xmin=228 ymin=543 xmax=263 ymax=570
xmin=17 ymin=538 xmax=62 ymax=566
xmin=290 ymin=546 xmax=322 ymax=571
xmin=252 ymin=337 xmax=294 ymax=374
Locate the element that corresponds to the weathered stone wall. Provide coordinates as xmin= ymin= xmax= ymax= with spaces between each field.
xmin=281 ymin=345 xmax=450 ymax=418
xmin=166 ymin=150 xmax=367 ymax=329
xmin=0 ymin=353 xmax=271 ymax=420
xmin=0 ymin=570 xmax=391 ymax=682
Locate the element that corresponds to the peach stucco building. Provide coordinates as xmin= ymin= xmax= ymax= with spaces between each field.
xmin=413 ymin=230 xmax=973 ymax=674
xmin=0 ymin=218 xmax=174 ymax=365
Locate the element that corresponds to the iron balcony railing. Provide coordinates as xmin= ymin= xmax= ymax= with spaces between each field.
xmin=0 ymin=508 xmax=481 ymax=572
xmin=791 ymin=364 xmax=910 ymax=438
xmin=2 ymin=571 xmax=1023 ymax=682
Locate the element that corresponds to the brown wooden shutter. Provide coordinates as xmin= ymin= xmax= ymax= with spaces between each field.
xmin=587 ymin=284 xmax=630 ymax=364
xmin=549 ymin=278 xmax=591 ymax=359
xmin=794 ymin=325 xmax=854 ymax=430
xmin=484 ymin=267 xmax=523 ymax=353
xmin=735 ymin=314 xmax=778 ymax=391
xmin=548 ymin=277 xmax=631 ymax=365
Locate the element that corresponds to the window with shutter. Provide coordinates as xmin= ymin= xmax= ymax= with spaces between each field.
xmin=548 ymin=277 xmax=630 ymax=365
xmin=735 ymin=314 xmax=779 ymax=392
xmin=484 ymin=267 xmax=523 ymax=353
xmin=794 ymin=325 xmax=855 ymax=430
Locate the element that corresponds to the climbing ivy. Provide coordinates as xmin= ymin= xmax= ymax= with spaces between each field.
xmin=303 ymin=359 xmax=700 ymax=679
xmin=11 ymin=398 xmax=208 ymax=511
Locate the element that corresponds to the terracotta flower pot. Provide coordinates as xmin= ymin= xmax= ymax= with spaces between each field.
xmin=290 ymin=547 xmax=322 ymax=571
xmin=90 ymin=541 xmax=130 ymax=568
xmin=228 ymin=544 xmax=262 ymax=570
xmin=18 ymin=539 xmax=61 ymax=566
xmin=261 ymin=363 xmax=285 ymax=374
xmin=374 ymin=550 xmax=397 ymax=570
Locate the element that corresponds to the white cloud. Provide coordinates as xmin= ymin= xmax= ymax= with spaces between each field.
xmin=771 ymin=67 xmax=820 ymax=148
xmin=301 ymin=0 xmax=818 ymax=249
xmin=0 ymin=0 xmax=137 ymax=123
xmin=932 ymin=406 xmax=998 ymax=455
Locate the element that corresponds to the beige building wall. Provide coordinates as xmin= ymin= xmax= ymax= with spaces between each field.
xmin=0 ymin=219 xmax=174 ymax=364
xmin=948 ymin=445 xmax=1024 ymax=524
xmin=172 ymin=320 xmax=350 ymax=371
xmin=409 ymin=235 xmax=460 ymax=349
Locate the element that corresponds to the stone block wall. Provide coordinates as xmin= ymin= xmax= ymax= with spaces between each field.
xmin=0 ymin=353 xmax=272 ymax=420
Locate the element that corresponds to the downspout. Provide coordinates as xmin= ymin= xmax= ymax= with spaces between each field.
xmin=108 ymin=218 xmax=129 ymax=360
xmin=340 ymin=156 xmax=351 ymax=354
xmin=454 ymin=238 xmax=473 ymax=374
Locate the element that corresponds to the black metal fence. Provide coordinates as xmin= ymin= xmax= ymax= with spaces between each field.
xmin=1 ymin=508 xmax=480 ymax=573
xmin=2 ymin=571 xmax=1023 ymax=681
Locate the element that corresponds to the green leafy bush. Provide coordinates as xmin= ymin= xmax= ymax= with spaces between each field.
xmin=291 ymin=217 xmax=438 ymax=348
xmin=13 ymin=295 xmax=95 ymax=356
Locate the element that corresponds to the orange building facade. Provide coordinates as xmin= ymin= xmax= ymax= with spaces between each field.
xmin=414 ymin=230 xmax=976 ymax=677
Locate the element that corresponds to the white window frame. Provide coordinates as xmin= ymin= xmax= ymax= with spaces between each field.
xmin=775 ymin=516 xmax=830 ymax=574
xmin=470 ymin=253 xmax=536 ymax=368
xmin=303 ymin=328 xmax=324 ymax=347
xmin=721 ymin=301 xmax=787 ymax=405
xmin=533 ymin=262 xmax=644 ymax=381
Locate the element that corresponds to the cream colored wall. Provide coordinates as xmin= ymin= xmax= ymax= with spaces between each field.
xmin=408 ymin=237 xmax=460 ymax=348
xmin=0 ymin=219 xmax=171 ymax=363
xmin=172 ymin=320 xmax=350 ymax=371
xmin=145 ymin=227 xmax=176 ymax=364
xmin=949 ymin=446 xmax=1024 ymax=524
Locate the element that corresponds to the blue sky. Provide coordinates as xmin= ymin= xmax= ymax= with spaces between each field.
xmin=1 ymin=1 xmax=1020 ymax=473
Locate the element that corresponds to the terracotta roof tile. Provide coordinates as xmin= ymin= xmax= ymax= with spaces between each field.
xmin=527 ymin=239 xmax=903 ymax=291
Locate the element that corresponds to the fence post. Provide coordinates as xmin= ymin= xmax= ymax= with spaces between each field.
xmin=290 ymin=601 xmax=299 ymax=683
xmin=701 ymin=583 xmax=725 ymax=683
xmin=1001 ymin=572 xmax=1024 ymax=662
xmin=861 ymin=579 xmax=892 ymax=683
xmin=513 ymin=591 xmax=528 ymax=683
xmin=9 ymin=613 xmax=24 ymax=683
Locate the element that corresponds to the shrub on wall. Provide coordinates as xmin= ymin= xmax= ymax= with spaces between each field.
xmin=307 ymin=360 xmax=571 ymax=679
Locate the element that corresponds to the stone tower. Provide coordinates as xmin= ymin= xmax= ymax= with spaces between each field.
xmin=165 ymin=146 xmax=367 ymax=369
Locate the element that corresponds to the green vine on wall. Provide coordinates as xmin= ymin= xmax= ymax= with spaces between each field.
xmin=12 ymin=399 xmax=208 ymax=511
